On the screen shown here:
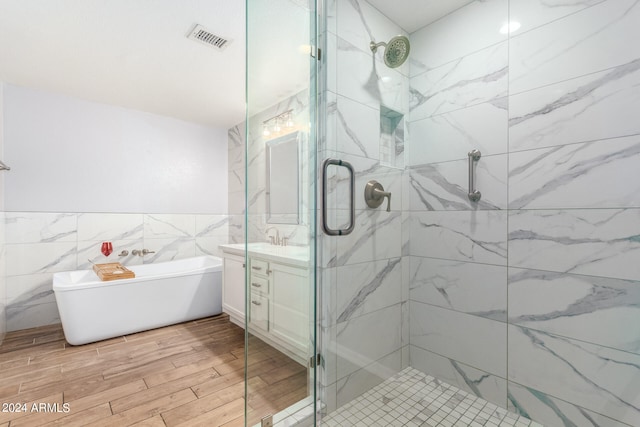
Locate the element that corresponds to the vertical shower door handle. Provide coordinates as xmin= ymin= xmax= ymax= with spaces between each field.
xmin=468 ymin=150 xmax=481 ymax=202
xmin=322 ymin=158 xmax=355 ymax=236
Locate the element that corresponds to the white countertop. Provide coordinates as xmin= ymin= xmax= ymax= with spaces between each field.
xmin=219 ymin=243 xmax=310 ymax=268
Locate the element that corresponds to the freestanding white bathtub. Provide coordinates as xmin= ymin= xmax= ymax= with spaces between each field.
xmin=53 ymin=256 xmax=222 ymax=345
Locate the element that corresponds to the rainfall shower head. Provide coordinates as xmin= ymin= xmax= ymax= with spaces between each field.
xmin=370 ymin=35 xmax=410 ymax=68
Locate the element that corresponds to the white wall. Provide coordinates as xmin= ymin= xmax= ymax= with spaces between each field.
xmin=3 ymin=83 xmax=227 ymax=214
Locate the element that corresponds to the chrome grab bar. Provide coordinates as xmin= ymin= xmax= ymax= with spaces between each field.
xmin=468 ymin=150 xmax=481 ymax=202
xmin=322 ymin=158 xmax=355 ymax=236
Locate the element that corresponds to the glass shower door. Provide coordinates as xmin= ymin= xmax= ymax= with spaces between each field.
xmin=244 ymin=1 xmax=318 ymax=425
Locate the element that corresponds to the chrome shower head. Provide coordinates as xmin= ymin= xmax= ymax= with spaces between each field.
xmin=370 ymin=35 xmax=410 ymax=68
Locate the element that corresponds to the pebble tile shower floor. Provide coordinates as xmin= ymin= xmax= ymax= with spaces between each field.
xmin=322 ymin=368 xmax=543 ymax=427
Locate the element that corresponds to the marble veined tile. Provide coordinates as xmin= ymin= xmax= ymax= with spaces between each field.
xmin=6 ymin=302 xmax=60 ymax=332
xmin=144 ymin=214 xmax=195 ymax=239
xmin=510 ymin=0 xmax=640 ymax=94
xmin=410 ymin=302 xmax=507 ymax=377
xmin=410 ymin=345 xmax=507 ymax=408
xmin=336 ymin=304 xmax=402 ymax=380
xmin=508 ymin=325 xmax=640 ymax=425
xmin=336 ymin=37 xmax=409 ymax=114
xmin=508 ymin=209 xmax=640 ymax=281
xmin=336 ymin=258 xmax=402 ymax=322
xmin=5 ymin=212 xmax=77 ymax=244
xmin=141 ymin=237 xmax=196 ymax=263
xmin=6 ymin=273 xmax=56 ymax=307
xmin=78 ymin=238 xmax=143 ymax=268
xmin=510 ymin=0 xmax=606 ymax=35
xmin=337 ymin=0 xmax=408 ymax=75
xmin=508 ymin=381 xmax=631 ymax=427
xmin=334 ymin=209 xmax=402 ymax=267
xmin=77 ymin=213 xmax=143 ymax=242
xmin=409 ymin=257 xmax=507 ymax=321
xmin=409 ymin=154 xmax=507 ymax=211
xmin=5 ymin=242 xmax=77 ymax=276
xmin=195 ymin=215 xmax=229 ymax=238
xmin=410 ymin=211 xmax=508 ymax=265
xmin=509 ymin=59 xmax=640 ymax=152
xmin=335 ymin=95 xmax=380 ymax=160
xmin=409 ymin=42 xmax=508 ymax=122
xmin=509 ymin=267 xmax=640 ymax=355
xmin=407 ymin=100 xmax=508 ymax=166
xmin=509 ymin=135 xmax=640 ymax=209
xmin=410 ymin=0 xmax=507 ymax=77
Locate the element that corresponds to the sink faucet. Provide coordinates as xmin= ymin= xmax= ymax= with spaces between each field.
xmin=266 ymin=226 xmax=281 ymax=246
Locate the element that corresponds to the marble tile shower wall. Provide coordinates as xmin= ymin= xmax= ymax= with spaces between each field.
xmin=406 ymin=1 xmax=640 ymax=426
xmin=2 ymin=212 xmax=229 ymax=332
xmin=227 ymin=90 xmax=310 ymax=247
xmin=318 ymin=0 xmax=410 ymax=413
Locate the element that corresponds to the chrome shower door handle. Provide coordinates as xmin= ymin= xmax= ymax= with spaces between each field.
xmin=322 ymin=158 xmax=355 ymax=236
xmin=468 ymin=150 xmax=481 ymax=202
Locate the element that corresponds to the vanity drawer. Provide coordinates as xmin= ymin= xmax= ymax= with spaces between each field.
xmin=250 ymin=258 xmax=269 ymax=277
xmin=249 ymin=293 xmax=269 ymax=332
xmin=249 ymin=275 xmax=269 ymax=294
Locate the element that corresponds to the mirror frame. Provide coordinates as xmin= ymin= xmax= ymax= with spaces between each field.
xmin=265 ymin=131 xmax=301 ymax=225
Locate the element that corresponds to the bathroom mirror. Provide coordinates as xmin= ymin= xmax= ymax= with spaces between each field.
xmin=266 ymin=131 xmax=301 ymax=224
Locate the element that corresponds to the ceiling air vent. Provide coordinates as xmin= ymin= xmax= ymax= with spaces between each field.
xmin=187 ymin=24 xmax=232 ymax=50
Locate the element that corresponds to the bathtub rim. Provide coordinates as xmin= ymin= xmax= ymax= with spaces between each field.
xmin=53 ymin=255 xmax=222 ymax=292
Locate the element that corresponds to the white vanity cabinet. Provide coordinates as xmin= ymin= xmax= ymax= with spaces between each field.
xmin=221 ymin=252 xmax=245 ymax=328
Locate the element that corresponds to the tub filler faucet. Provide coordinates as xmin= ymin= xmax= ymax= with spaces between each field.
xmin=132 ymin=249 xmax=156 ymax=256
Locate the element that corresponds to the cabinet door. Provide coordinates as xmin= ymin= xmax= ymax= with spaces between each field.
xmin=270 ymin=263 xmax=309 ymax=354
xmin=222 ymin=255 xmax=245 ymax=324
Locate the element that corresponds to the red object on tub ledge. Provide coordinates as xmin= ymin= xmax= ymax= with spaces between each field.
xmin=101 ymin=242 xmax=113 ymax=257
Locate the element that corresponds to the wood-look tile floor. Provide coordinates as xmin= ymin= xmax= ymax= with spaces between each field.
xmin=0 ymin=314 xmax=308 ymax=427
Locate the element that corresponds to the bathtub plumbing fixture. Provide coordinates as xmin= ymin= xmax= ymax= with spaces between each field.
xmin=118 ymin=250 xmax=129 ymax=257
xmin=370 ymin=35 xmax=410 ymax=68
xmin=132 ymin=249 xmax=156 ymax=256
xmin=364 ymin=180 xmax=392 ymax=212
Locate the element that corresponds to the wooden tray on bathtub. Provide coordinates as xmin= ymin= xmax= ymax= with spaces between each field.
xmin=92 ymin=262 xmax=135 ymax=281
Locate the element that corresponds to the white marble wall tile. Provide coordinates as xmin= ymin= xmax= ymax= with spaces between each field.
xmin=5 ymin=242 xmax=77 ymax=276
xmin=510 ymin=0 xmax=606 ymax=35
xmin=334 ymin=209 xmax=402 ymax=267
xmin=508 ymin=325 xmax=640 ymax=425
xmin=509 ymin=267 xmax=640 ymax=355
xmin=410 ymin=345 xmax=507 ymax=407
xmin=410 ymin=257 xmax=507 ymax=322
xmin=508 ymin=209 xmax=640 ymax=281
xmin=228 ymin=191 xmax=245 ymax=216
xmin=409 ymin=42 xmax=508 ymax=121
xmin=320 ymin=324 xmax=338 ymax=387
xmin=326 ymin=36 xmax=337 ymax=96
xmin=228 ymin=125 xmax=245 ymax=172
xmin=144 ymin=214 xmax=195 ymax=239
xmin=407 ymin=100 xmax=508 ymax=166
xmin=141 ymin=237 xmax=196 ymax=263
xmin=6 ymin=302 xmax=60 ymax=332
xmin=336 ymin=304 xmax=402 ymax=380
xmin=76 ymin=213 xmax=143 ymax=241
xmin=410 ymin=0 xmax=507 ymax=77
xmin=509 ymin=0 xmax=640 ymax=94
xmin=410 ymin=211 xmax=508 ymax=265
xmin=410 ymin=302 xmax=507 ymax=377
xmin=335 ymin=95 xmax=380 ymax=160
xmin=409 ymin=154 xmax=508 ymax=211
xmin=337 ymin=0 xmax=408 ymax=76
xmin=6 ymin=273 xmax=55 ymax=307
xmin=509 ymin=136 xmax=640 ymax=209
xmin=336 ymin=258 xmax=402 ymax=322
xmin=5 ymin=212 xmax=77 ymax=244
xmin=509 ymin=61 xmax=640 ymax=152
xmin=196 ymin=236 xmax=228 ymax=258
xmin=336 ymin=37 xmax=409 ymax=114
xmin=227 ymin=215 xmax=244 ymax=244
xmin=336 ymin=348 xmax=403 ymax=409
xmin=195 ymin=215 xmax=229 ymax=238
xmin=507 ymin=381 xmax=630 ymax=427
xmin=77 ymin=238 xmax=143 ymax=268
xmin=228 ymin=169 xmax=244 ymax=195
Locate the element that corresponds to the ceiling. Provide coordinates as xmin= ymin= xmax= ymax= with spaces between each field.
xmin=0 ymin=1 xmax=473 ymax=130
